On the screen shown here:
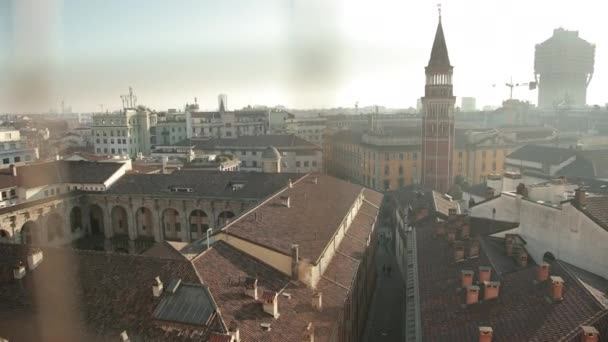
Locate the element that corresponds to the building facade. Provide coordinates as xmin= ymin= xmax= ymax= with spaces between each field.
xmin=421 ymin=16 xmax=456 ymax=193
xmin=92 ymin=108 xmax=153 ymax=157
xmin=0 ymin=128 xmax=39 ymax=169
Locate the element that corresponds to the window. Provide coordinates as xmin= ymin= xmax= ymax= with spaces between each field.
xmin=399 ymin=153 xmax=404 ymax=161
xmin=1 ymin=191 xmax=6 ymax=199
xmin=312 ymin=161 xmax=317 ymax=167
xmin=398 ymin=178 xmax=405 ymax=188
xmin=252 ymin=161 xmax=257 ymax=167
xmin=9 ymin=189 xmax=15 ymax=197
xmin=482 ymin=151 xmax=486 ymax=159
xmin=44 ymin=190 xmax=49 ymax=197
xmin=2 ymin=158 xmax=8 ymax=164
xmin=14 ymin=156 xmax=20 ymax=163
xmin=481 ymin=163 xmax=486 ymax=172
xmin=399 ymin=166 xmax=403 ymax=175
xmin=296 ymin=161 xmax=301 ymax=167
xmin=493 ymin=150 xmax=497 ymax=157
xmin=458 ymin=151 xmax=463 ymax=158
xmin=252 ymin=151 xmax=257 ymax=155
xmin=384 ymin=165 xmax=389 ymax=175
xmin=241 ymin=160 xmax=247 ymax=167
xmin=96 ymin=138 xmax=100 ymax=143
xmin=492 ymin=161 xmax=497 ymax=171
xmin=413 ymin=152 xmax=417 ymax=160
xmin=304 ymin=161 xmax=309 ymax=167
xmin=383 ymin=180 xmax=390 ymax=190
xmin=175 ymin=223 xmax=181 ymax=232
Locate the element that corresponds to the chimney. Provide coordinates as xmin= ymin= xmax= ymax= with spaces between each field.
xmin=453 ymin=241 xmax=465 ymax=262
xmin=288 ymin=179 xmax=293 ymax=188
xmin=244 ymin=277 xmax=258 ymax=300
xmin=313 ymin=177 xmax=318 ymax=184
xmin=291 ymin=244 xmax=300 ymax=281
xmin=303 ymin=322 xmax=314 ymax=342
xmin=580 ymin=326 xmax=599 ymax=342
xmin=280 ymin=196 xmax=291 ymax=208
xmin=120 ymin=331 xmax=130 ymax=342
xmin=479 ymin=326 xmax=493 ymax=342
xmin=536 ymin=263 xmax=550 ymax=282
xmin=153 ymin=276 xmax=164 ymax=297
xmin=505 ymin=235 xmax=514 ymax=257
xmin=228 ymin=321 xmax=240 ymax=342
xmin=466 ymin=285 xmax=480 ymax=305
xmin=518 ymin=250 xmax=528 ymax=267
xmin=574 ymin=188 xmax=586 ymax=206
xmin=483 ymin=281 xmax=500 ymax=301
xmin=448 ymin=208 xmax=457 ymax=221
xmin=312 ymin=292 xmax=322 ymax=311
xmin=461 ymin=270 xmax=474 ymax=288
xmin=262 ymin=291 xmax=280 ymax=319
xmin=13 ymin=261 xmax=26 ymax=280
xmin=27 ymin=250 xmax=43 ymax=270
xmin=162 ymin=156 xmax=169 ymax=174
xmin=9 ymin=164 xmax=17 ymax=177
xmin=469 ymin=239 xmax=480 ymax=259
xmin=550 ymin=276 xmax=564 ymax=301
xmin=479 ymin=266 xmax=492 ymax=283
xmin=460 ymin=223 xmax=470 ymax=239
xmin=485 ymin=187 xmax=496 ymax=199
xmin=447 ymin=230 xmax=456 ymax=243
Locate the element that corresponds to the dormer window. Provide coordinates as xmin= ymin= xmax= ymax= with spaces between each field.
xmin=169 ymin=187 xmax=194 ymax=193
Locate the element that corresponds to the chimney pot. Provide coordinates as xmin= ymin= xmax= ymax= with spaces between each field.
xmin=312 ymin=292 xmax=323 ymax=311
xmin=580 ymin=326 xmax=599 ymax=342
xmin=229 ymin=321 xmax=240 ymax=342
xmin=313 ymin=177 xmax=318 ymax=184
xmin=550 ymin=276 xmax=564 ymax=301
xmin=288 ymin=179 xmax=293 ymax=188
xmin=461 ymin=270 xmax=474 ymax=288
xmin=303 ymin=322 xmax=314 ymax=342
xmin=13 ymin=261 xmax=26 ymax=280
xmin=120 ymin=331 xmax=130 ymax=342
xmin=291 ymin=244 xmax=300 ymax=281
xmin=9 ymin=164 xmax=17 ymax=177
xmin=468 ymin=240 xmax=480 ymax=258
xmin=153 ymin=276 xmax=164 ymax=297
xmin=244 ymin=277 xmax=258 ymax=300
xmin=536 ymin=262 xmax=550 ymax=282
xmin=466 ymin=285 xmax=480 ymax=305
xmin=483 ymin=281 xmax=501 ymax=301
xmin=280 ymin=196 xmax=291 ymax=208
xmin=262 ymin=291 xmax=280 ymax=319
xmin=575 ymin=188 xmax=587 ymax=206
xmin=453 ymin=241 xmax=465 ymax=262
xmin=479 ymin=326 xmax=493 ymax=342
xmin=479 ymin=266 xmax=492 ymax=283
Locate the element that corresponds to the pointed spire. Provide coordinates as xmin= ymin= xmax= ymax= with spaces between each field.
xmin=427 ymin=8 xmax=451 ymax=69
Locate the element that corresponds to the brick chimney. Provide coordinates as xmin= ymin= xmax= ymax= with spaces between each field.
xmin=228 ymin=321 xmax=240 ymax=342
xmin=454 ymin=241 xmax=465 ymax=262
xmin=312 ymin=292 xmax=322 ymax=311
xmin=466 ymin=285 xmax=480 ymax=305
xmin=574 ymin=188 xmax=586 ymax=207
xmin=448 ymin=208 xmax=457 ymax=221
xmin=469 ymin=239 xmax=480 ymax=259
xmin=505 ymin=234 xmax=514 ymax=256
xmin=461 ymin=270 xmax=474 ymax=288
xmin=447 ymin=230 xmax=456 ymax=243
xmin=518 ymin=251 xmax=528 ymax=267
xmin=483 ymin=281 xmax=500 ymax=301
xmin=550 ymin=276 xmax=564 ymax=301
xmin=262 ymin=291 xmax=279 ymax=319
xmin=244 ymin=277 xmax=258 ymax=300
xmin=580 ymin=326 xmax=599 ymax=342
xmin=460 ymin=223 xmax=470 ymax=239
xmin=27 ymin=250 xmax=43 ymax=270
xmin=479 ymin=326 xmax=493 ymax=342
xmin=152 ymin=276 xmax=164 ymax=297
xmin=536 ymin=263 xmax=550 ymax=282
xmin=13 ymin=261 xmax=26 ymax=280
xmin=479 ymin=266 xmax=492 ymax=283
xmin=291 ymin=244 xmax=300 ymax=281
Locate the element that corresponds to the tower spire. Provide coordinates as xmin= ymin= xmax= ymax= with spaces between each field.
xmin=437 ymin=3 xmax=442 ymax=22
xmin=427 ymin=6 xmax=451 ymax=69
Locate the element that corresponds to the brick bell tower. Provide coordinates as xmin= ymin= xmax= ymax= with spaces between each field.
xmin=421 ymin=8 xmax=456 ymax=193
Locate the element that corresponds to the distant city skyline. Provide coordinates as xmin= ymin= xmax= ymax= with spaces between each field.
xmin=1 ymin=0 xmax=607 ymax=113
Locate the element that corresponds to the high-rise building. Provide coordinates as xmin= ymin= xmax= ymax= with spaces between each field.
xmin=461 ymin=97 xmax=476 ymax=111
xmin=535 ymin=28 xmax=595 ymax=108
xmin=421 ymin=13 xmax=456 ymax=193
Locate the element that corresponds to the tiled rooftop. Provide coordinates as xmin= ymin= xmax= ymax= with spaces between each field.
xmin=14 ymin=160 xmax=125 ymax=188
xmin=175 ymin=135 xmax=321 ymax=150
xmin=415 ymin=215 xmax=606 ymax=341
xmin=223 ymin=174 xmax=380 ymax=261
xmin=105 ymin=170 xmax=303 ymax=200
xmin=581 ymin=196 xmax=608 ymax=230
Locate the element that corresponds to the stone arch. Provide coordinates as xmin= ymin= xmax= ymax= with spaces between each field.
xmin=70 ymin=206 xmax=83 ymax=232
xmin=89 ymin=204 xmax=104 ymax=235
xmin=543 ymin=251 xmax=556 ymax=263
xmin=135 ymin=207 xmax=154 ymax=238
xmin=189 ymin=209 xmax=209 ymax=240
xmin=111 ymin=206 xmax=129 ymax=235
xmin=162 ymin=208 xmax=181 ymax=241
xmin=46 ymin=213 xmax=64 ymax=243
xmin=21 ymin=221 xmax=39 ymax=245
xmin=0 ymin=229 xmax=11 ymax=243
xmin=217 ymin=210 xmax=235 ymax=228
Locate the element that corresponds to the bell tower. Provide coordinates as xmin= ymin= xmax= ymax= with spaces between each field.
xmin=421 ymin=8 xmax=456 ymax=193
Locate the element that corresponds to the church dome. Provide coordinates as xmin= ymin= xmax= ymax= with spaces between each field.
xmin=261 ymin=146 xmax=281 ymax=160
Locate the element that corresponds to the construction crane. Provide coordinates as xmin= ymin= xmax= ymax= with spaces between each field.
xmin=493 ymin=77 xmax=537 ymax=100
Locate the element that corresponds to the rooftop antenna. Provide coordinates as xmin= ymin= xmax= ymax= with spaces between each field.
xmin=355 ymin=101 xmax=359 ymax=115
xmin=194 ymin=97 xmax=198 ymax=105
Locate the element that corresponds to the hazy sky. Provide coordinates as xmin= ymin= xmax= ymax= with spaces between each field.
xmin=1 ymin=0 xmax=606 ymax=113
